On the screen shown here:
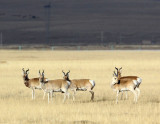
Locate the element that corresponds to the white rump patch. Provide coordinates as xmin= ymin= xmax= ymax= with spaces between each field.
xmin=89 ymin=80 xmax=95 ymax=87
xmin=133 ymin=80 xmax=138 ymax=86
xmin=45 ymin=79 xmax=49 ymax=82
xmin=67 ymin=81 xmax=71 ymax=86
xmin=137 ymin=78 xmax=142 ymax=84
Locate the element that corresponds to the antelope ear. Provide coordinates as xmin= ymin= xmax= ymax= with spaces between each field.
xmin=113 ymin=71 xmax=115 ymax=76
xmin=119 ymin=67 xmax=122 ymax=73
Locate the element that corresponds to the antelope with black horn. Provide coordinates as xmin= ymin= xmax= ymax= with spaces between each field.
xmin=115 ymin=67 xmax=142 ymax=99
xmin=115 ymin=67 xmax=128 ymax=100
xmin=22 ymin=68 xmax=48 ymax=100
xmin=62 ymin=71 xmax=95 ymax=101
xmin=39 ymin=70 xmax=71 ymax=103
xmin=111 ymin=70 xmax=142 ymax=104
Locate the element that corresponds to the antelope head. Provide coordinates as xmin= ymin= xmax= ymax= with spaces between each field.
xmin=111 ymin=71 xmax=118 ymax=85
xmin=62 ymin=70 xmax=70 ymax=81
xmin=22 ymin=68 xmax=30 ymax=87
xmin=22 ymin=68 xmax=29 ymax=80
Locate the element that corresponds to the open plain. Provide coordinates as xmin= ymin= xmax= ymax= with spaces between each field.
xmin=0 ymin=50 xmax=160 ymax=124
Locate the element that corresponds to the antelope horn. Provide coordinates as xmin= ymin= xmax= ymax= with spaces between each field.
xmin=120 ymin=67 xmax=122 ymax=70
xmin=42 ymin=70 xmax=44 ymax=75
xmin=114 ymin=71 xmax=116 ymax=76
xmin=26 ymin=69 xmax=29 ymax=73
xmin=66 ymin=70 xmax=70 ymax=75
xmin=62 ymin=70 xmax=65 ymax=75
xmin=115 ymin=67 xmax=118 ymax=76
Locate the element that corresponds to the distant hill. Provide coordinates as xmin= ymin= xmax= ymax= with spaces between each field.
xmin=0 ymin=0 xmax=160 ymax=45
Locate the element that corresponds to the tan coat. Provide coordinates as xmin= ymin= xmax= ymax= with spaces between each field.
xmin=41 ymin=79 xmax=70 ymax=93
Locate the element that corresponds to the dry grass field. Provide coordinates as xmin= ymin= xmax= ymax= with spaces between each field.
xmin=0 ymin=50 xmax=160 ymax=124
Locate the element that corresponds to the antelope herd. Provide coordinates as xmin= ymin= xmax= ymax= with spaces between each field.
xmin=22 ymin=67 xmax=142 ymax=104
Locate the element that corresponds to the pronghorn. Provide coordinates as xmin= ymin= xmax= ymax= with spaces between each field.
xmin=115 ymin=67 xmax=142 ymax=99
xmin=115 ymin=67 xmax=128 ymax=100
xmin=39 ymin=70 xmax=70 ymax=103
xmin=62 ymin=71 xmax=95 ymax=101
xmin=22 ymin=68 xmax=48 ymax=100
xmin=111 ymin=71 xmax=142 ymax=104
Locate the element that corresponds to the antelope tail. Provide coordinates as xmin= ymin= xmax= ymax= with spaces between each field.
xmin=89 ymin=80 xmax=95 ymax=90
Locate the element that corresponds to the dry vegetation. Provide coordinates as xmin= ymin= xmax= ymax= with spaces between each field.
xmin=0 ymin=50 xmax=160 ymax=124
